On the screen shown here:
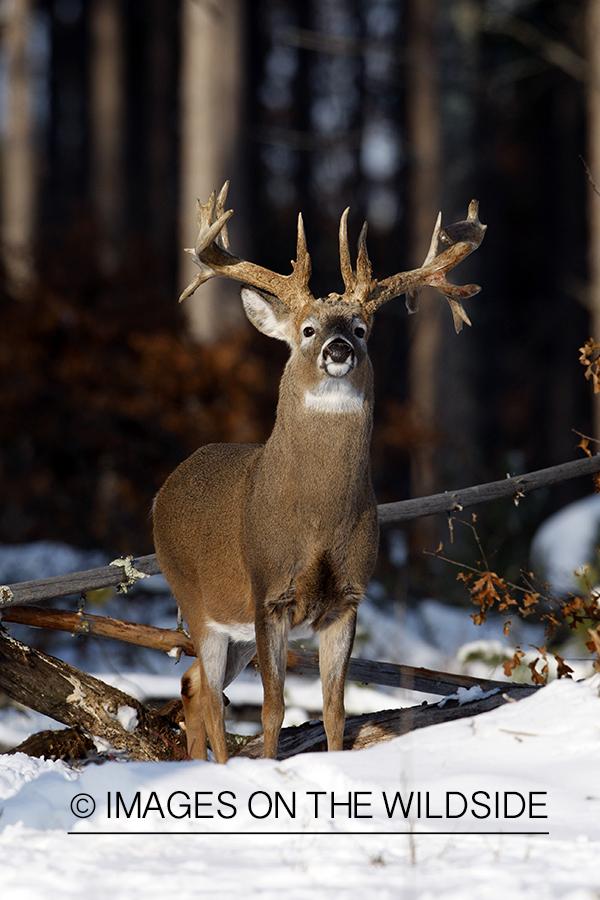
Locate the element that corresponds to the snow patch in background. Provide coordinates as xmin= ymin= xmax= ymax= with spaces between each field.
xmin=530 ymin=493 xmax=600 ymax=595
xmin=0 ymin=541 xmax=108 ymax=585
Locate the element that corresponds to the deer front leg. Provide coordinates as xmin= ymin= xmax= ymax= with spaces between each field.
xmin=318 ymin=609 xmax=357 ymax=752
xmin=255 ymin=608 xmax=290 ymax=759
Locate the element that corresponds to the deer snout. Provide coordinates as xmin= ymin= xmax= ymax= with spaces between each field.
xmin=324 ymin=338 xmax=354 ymax=365
xmin=321 ymin=338 xmax=356 ymax=378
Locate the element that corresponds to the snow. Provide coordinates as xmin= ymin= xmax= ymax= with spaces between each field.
xmin=530 ymin=493 xmax=600 ymax=595
xmin=436 ymin=684 xmax=500 ymax=707
xmin=0 ymin=676 xmax=598 ymax=898
xmin=0 ymin=541 xmax=108 ymax=585
xmin=112 ymin=706 xmax=139 ymax=733
xmin=0 ymin=540 xmax=599 ymax=897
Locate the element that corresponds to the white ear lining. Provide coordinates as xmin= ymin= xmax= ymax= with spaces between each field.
xmin=240 ymin=287 xmax=292 ymax=344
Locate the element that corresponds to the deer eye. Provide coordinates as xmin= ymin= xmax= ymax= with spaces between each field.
xmin=303 ymin=326 xmax=315 ymax=338
xmin=354 ymin=325 xmax=366 ymax=339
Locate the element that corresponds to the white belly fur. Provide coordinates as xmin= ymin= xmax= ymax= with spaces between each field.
xmin=207 ymin=620 xmax=314 ymax=643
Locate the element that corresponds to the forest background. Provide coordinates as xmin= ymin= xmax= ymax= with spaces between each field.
xmin=0 ymin=0 xmax=597 ymax=599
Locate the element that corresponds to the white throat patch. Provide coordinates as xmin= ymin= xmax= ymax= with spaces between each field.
xmin=304 ymin=378 xmax=365 ymax=413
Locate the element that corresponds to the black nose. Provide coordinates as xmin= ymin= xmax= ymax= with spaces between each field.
xmin=323 ymin=339 xmax=353 ymax=364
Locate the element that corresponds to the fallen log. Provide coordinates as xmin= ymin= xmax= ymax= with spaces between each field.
xmin=2 ymin=605 xmax=533 ymax=698
xmin=0 ymin=631 xmax=187 ymax=762
xmin=285 ymin=648 xmax=530 ymax=697
xmin=1 ymin=453 xmax=599 ymax=609
xmin=235 ymin=684 xmax=535 ymax=759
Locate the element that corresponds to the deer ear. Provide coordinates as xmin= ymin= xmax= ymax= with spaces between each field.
xmin=241 ymin=286 xmax=293 ymax=344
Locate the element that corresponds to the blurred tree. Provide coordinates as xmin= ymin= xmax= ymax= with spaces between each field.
xmin=0 ymin=0 xmax=36 ymax=294
xmin=90 ymin=0 xmax=125 ymax=274
xmin=585 ymin=0 xmax=600 ymax=438
xmin=179 ymin=0 xmax=247 ymax=342
xmin=404 ymin=0 xmax=442 ymax=520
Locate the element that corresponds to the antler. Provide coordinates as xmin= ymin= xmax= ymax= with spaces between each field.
xmin=181 ymin=184 xmax=486 ymax=332
xmin=338 ymin=208 xmax=376 ymax=306
xmin=350 ymin=200 xmax=487 ymax=332
xmin=179 ymin=182 xmax=314 ymax=312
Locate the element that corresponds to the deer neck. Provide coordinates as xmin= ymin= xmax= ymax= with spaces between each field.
xmin=260 ymin=363 xmax=375 ymax=491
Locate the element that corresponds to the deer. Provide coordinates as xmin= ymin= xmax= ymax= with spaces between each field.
xmin=152 ymin=183 xmax=486 ymax=762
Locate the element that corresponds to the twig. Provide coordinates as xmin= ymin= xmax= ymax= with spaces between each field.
xmin=581 ymin=156 xmax=600 ymax=199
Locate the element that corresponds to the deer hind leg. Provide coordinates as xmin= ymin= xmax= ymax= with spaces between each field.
xmin=181 ymin=659 xmax=207 ymax=760
xmin=180 ymin=627 xmax=229 ymax=763
xmin=192 ymin=627 xmax=233 ymax=763
xmin=318 ymin=608 xmax=357 ymax=752
xmin=181 ymin=635 xmax=256 ymax=763
xmin=255 ymin=610 xmax=290 ymax=759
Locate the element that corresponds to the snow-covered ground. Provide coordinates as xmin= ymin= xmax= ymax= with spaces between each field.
xmin=0 ymin=536 xmax=599 ymax=898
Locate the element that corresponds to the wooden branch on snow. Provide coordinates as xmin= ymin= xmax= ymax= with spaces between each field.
xmin=0 ymin=631 xmax=187 ymax=762
xmin=235 ymin=684 xmax=535 ymax=759
xmin=1 ymin=454 xmax=599 ymax=609
xmin=0 ymin=629 xmax=535 ymax=763
xmin=2 ymin=605 xmax=534 ymax=699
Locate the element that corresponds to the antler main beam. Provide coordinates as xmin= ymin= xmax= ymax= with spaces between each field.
xmin=179 ymin=182 xmax=314 ymax=312
xmin=364 ymin=199 xmax=486 ymax=331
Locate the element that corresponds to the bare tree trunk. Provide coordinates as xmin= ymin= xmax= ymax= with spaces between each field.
xmin=90 ymin=0 xmax=125 ymax=274
xmin=179 ymin=0 xmax=246 ymax=341
xmin=405 ymin=0 xmax=442 ymax=548
xmin=1 ymin=0 xmax=36 ymax=294
xmin=586 ymin=0 xmax=600 ymax=439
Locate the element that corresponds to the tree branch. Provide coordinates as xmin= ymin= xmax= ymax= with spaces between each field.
xmin=0 ymin=629 xmax=534 ymax=763
xmin=2 ymin=605 xmax=534 ymax=699
xmin=377 ymin=453 xmax=600 ymax=524
xmin=1 ymin=454 xmax=599 ymax=607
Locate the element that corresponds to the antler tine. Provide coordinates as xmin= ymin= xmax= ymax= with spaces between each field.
xmin=363 ymin=201 xmax=486 ymax=331
xmin=215 ymin=181 xmax=230 ymax=250
xmin=292 ymin=212 xmax=312 ymax=286
xmin=179 ymin=184 xmax=315 ymax=310
xmin=339 ymin=207 xmax=353 ymax=293
xmin=355 ymin=221 xmax=373 ymax=289
xmin=337 ymin=209 xmax=375 ymax=305
xmin=405 ymin=211 xmax=442 ymax=315
xmin=193 ymin=190 xmax=234 ymax=258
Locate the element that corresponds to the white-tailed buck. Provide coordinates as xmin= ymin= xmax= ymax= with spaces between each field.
xmin=153 ymin=183 xmax=485 ymax=762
